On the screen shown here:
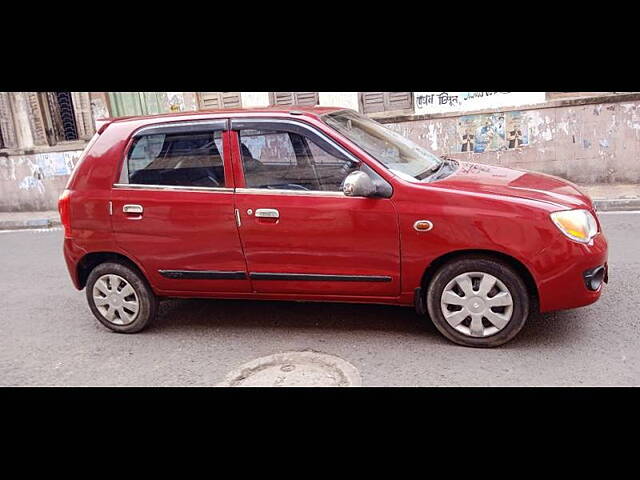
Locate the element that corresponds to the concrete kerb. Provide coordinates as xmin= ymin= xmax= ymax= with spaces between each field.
xmin=0 ymin=218 xmax=61 ymax=231
xmin=593 ymin=199 xmax=640 ymax=212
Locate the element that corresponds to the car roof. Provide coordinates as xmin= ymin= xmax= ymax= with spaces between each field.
xmin=99 ymin=106 xmax=346 ymax=127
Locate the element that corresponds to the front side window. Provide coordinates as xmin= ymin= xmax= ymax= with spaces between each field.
xmin=323 ymin=109 xmax=445 ymax=182
xmin=127 ymin=130 xmax=225 ymax=188
xmin=238 ymin=126 xmax=358 ymax=192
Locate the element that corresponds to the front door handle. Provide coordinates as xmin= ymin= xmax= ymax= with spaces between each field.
xmin=255 ymin=208 xmax=279 ymax=219
xmin=123 ymin=204 xmax=144 ymax=214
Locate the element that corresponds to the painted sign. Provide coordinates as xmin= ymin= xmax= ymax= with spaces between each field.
xmin=414 ymin=92 xmax=546 ymax=115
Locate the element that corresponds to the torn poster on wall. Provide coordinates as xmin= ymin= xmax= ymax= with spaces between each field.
xmin=414 ymin=92 xmax=546 ymax=115
xmin=16 ymin=150 xmax=83 ymax=192
xmin=457 ymin=111 xmax=529 ymax=153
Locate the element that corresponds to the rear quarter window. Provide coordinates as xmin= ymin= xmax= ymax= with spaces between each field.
xmin=126 ymin=130 xmax=225 ymax=188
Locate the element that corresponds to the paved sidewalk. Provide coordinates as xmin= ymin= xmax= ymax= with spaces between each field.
xmin=0 ymin=184 xmax=639 ymax=230
xmin=580 ymin=184 xmax=640 ymax=211
xmin=0 ymin=210 xmax=60 ymax=230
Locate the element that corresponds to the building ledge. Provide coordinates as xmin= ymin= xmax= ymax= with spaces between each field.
xmin=374 ymin=92 xmax=640 ymax=124
xmin=0 ymin=140 xmax=88 ymax=157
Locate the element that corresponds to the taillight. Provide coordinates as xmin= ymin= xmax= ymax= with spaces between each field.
xmin=58 ymin=189 xmax=72 ymax=238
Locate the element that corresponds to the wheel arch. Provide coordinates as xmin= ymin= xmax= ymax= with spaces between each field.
xmin=420 ymin=249 xmax=539 ymax=312
xmin=76 ymin=251 xmax=149 ymax=290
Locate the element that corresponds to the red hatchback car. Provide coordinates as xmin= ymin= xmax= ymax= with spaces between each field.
xmin=58 ymin=107 xmax=608 ymax=347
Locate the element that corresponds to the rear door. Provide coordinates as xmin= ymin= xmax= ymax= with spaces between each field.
xmin=111 ymin=120 xmax=251 ymax=294
xmin=230 ymin=118 xmax=401 ymax=298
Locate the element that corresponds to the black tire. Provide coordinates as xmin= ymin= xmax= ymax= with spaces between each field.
xmin=425 ymin=256 xmax=530 ymax=348
xmin=85 ymin=262 xmax=158 ymax=333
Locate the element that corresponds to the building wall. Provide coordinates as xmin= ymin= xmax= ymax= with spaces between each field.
xmin=0 ymin=149 xmax=83 ymax=211
xmin=1 ymin=92 xmax=638 ymax=212
xmin=382 ymin=97 xmax=640 ymax=184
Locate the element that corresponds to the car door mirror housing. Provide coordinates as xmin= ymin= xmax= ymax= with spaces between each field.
xmin=343 ymin=171 xmax=377 ymax=197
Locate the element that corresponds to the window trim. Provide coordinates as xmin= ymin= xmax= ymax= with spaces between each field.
xmin=230 ymin=118 xmax=393 ymax=198
xmin=230 ymin=118 xmax=361 ymax=166
xmin=117 ymin=120 xmax=230 ymax=190
xmin=231 ymin=117 xmax=363 ymax=195
xmin=113 ymin=183 xmax=234 ymax=193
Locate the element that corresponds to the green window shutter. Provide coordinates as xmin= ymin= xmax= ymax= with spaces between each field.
xmin=141 ymin=92 xmax=167 ymax=115
xmin=108 ymin=92 xmax=171 ymax=117
xmin=109 ymin=92 xmax=141 ymax=117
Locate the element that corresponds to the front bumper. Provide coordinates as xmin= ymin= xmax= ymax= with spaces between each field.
xmin=536 ymin=232 xmax=608 ymax=313
xmin=583 ymin=264 xmax=608 ymax=291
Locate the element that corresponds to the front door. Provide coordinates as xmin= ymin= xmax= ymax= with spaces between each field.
xmin=111 ymin=120 xmax=251 ymax=294
xmin=231 ymin=119 xmax=401 ymax=298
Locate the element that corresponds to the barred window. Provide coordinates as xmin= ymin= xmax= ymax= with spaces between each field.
xmin=45 ymin=92 xmax=79 ymax=142
xmin=26 ymin=92 xmax=94 ymax=146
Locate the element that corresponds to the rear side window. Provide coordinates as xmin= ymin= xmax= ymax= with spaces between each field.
xmin=127 ymin=130 xmax=225 ymax=188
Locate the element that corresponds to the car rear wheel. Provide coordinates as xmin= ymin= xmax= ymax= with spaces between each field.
xmin=86 ymin=262 xmax=157 ymax=333
xmin=426 ymin=256 xmax=530 ymax=347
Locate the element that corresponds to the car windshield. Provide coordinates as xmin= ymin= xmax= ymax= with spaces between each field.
xmin=322 ymin=109 xmax=443 ymax=181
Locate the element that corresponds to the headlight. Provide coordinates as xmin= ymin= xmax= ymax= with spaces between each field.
xmin=550 ymin=209 xmax=598 ymax=244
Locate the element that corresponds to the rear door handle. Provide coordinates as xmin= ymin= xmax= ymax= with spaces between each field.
xmin=255 ymin=208 xmax=279 ymax=219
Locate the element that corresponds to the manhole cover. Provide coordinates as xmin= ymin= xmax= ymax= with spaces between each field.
xmin=219 ymin=351 xmax=361 ymax=387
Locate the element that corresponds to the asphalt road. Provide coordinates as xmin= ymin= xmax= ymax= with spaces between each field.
xmin=1 ymin=212 xmax=639 ymax=386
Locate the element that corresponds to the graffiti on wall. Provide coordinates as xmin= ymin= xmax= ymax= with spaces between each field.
xmin=415 ymin=92 xmax=546 ymax=115
xmin=166 ymin=92 xmax=186 ymax=112
xmin=457 ymin=111 xmax=529 ymax=153
xmin=91 ymin=98 xmax=110 ymax=121
xmin=16 ymin=150 xmax=83 ymax=192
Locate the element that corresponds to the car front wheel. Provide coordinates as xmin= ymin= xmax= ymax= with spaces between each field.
xmin=426 ymin=256 xmax=530 ymax=347
xmin=86 ymin=262 xmax=158 ymax=333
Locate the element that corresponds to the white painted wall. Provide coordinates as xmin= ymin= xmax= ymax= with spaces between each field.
xmin=239 ymin=92 xmax=359 ymax=110
xmin=318 ymin=92 xmax=359 ymax=110
xmin=414 ymin=92 xmax=547 ymax=115
xmin=241 ymin=92 xmax=270 ymax=108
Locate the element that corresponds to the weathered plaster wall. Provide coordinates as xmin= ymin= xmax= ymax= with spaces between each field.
xmin=89 ymin=92 xmax=110 ymax=121
xmin=384 ymin=100 xmax=640 ymax=184
xmin=3 ymin=96 xmax=639 ymax=212
xmin=0 ymin=150 xmax=83 ymax=211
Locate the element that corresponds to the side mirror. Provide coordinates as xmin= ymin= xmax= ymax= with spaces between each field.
xmin=343 ymin=171 xmax=376 ymax=197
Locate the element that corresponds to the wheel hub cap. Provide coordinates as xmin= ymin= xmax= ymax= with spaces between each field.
xmin=92 ymin=274 xmax=140 ymax=326
xmin=440 ymin=271 xmax=514 ymax=338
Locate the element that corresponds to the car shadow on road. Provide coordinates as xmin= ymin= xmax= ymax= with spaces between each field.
xmin=154 ymin=298 xmax=431 ymax=334
xmin=150 ymin=297 xmax=581 ymax=348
